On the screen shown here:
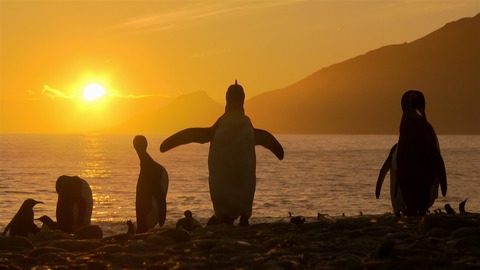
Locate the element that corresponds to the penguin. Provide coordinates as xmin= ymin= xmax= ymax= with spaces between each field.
xmin=459 ymin=198 xmax=468 ymax=213
xmin=2 ymin=199 xmax=43 ymax=237
xmin=133 ymin=135 xmax=169 ymax=233
xmin=396 ymin=90 xmax=447 ymax=216
xmin=289 ymin=212 xmax=306 ymax=224
xmin=376 ymin=143 xmax=445 ymax=217
xmin=55 ymin=175 xmax=93 ymax=233
xmin=444 ymin=204 xmax=456 ymax=215
xmin=176 ymin=210 xmax=202 ymax=232
xmin=36 ymin=215 xmax=58 ymax=231
xmin=126 ymin=220 xmax=136 ymax=235
xmin=160 ymin=81 xmax=284 ymax=226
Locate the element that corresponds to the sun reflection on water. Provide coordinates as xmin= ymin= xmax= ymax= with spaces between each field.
xmin=79 ymin=135 xmax=111 ymax=179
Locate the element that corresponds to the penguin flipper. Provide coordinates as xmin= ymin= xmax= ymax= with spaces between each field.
xmin=436 ymin=155 xmax=447 ymax=196
xmin=254 ymin=129 xmax=284 ymax=160
xmin=2 ymin=222 xmax=11 ymax=236
xmin=160 ymin=127 xmax=214 ymax=152
xmin=376 ymin=143 xmax=397 ymax=198
xmin=433 ymin=134 xmax=447 ymax=196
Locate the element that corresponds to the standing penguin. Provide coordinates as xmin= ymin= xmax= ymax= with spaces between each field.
xmin=376 ymin=142 xmax=442 ymax=216
xmin=396 ymin=90 xmax=447 ymax=216
xmin=56 ymin=175 xmax=93 ymax=233
xmin=160 ymin=81 xmax=284 ymax=226
xmin=133 ymin=135 xmax=169 ymax=233
xmin=2 ymin=199 xmax=43 ymax=237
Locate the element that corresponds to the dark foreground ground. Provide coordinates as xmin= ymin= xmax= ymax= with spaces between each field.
xmin=1 ymin=213 xmax=479 ymax=269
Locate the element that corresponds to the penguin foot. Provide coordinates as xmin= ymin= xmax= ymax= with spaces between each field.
xmin=239 ymin=216 xmax=249 ymax=227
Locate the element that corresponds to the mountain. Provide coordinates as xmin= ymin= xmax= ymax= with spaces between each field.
xmin=109 ymin=14 xmax=479 ymax=135
xmin=108 ymin=91 xmax=223 ymax=134
xmin=246 ymin=13 xmax=480 ymax=134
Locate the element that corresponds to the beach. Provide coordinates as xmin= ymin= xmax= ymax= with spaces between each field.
xmin=1 ymin=213 xmax=479 ymax=269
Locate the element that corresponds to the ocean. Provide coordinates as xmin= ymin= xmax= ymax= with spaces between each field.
xmin=1 ymin=134 xmax=479 ymax=236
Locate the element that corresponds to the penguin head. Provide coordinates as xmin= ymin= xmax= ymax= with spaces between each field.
xmin=225 ymin=80 xmax=245 ymax=112
xmin=22 ymin=198 xmax=44 ymax=209
xmin=133 ymin=135 xmax=148 ymax=153
xmin=36 ymin=215 xmax=55 ymax=224
xmin=401 ymin=90 xmax=426 ymax=118
xmin=56 ymin=175 xmax=83 ymax=194
xmin=184 ymin=210 xmax=193 ymax=219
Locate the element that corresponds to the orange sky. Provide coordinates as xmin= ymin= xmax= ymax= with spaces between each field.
xmin=1 ymin=0 xmax=479 ymax=134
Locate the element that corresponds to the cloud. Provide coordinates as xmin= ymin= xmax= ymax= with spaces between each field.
xmin=41 ymin=85 xmax=170 ymax=100
xmin=42 ymin=85 xmax=77 ymax=100
xmin=106 ymin=93 xmax=171 ymax=99
xmin=112 ymin=1 xmax=303 ymax=33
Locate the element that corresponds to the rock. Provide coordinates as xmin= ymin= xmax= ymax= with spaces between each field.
xmin=95 ymin=244 xmax=124 ymax=253
xmin=451 ymin=227 xmax=480 ymax=238
xmin=0 ymin=236 xmax=33 ymax=250
xmin=377 ymin=240 xmax=395 ymax=258
xmin=114 ymin=253 xmax=146 ymax=268
xmin=145 ymin=235 xmax=176 ymax=246
xmin=28 ymin=247 xmax=66 ymax=257
xmin=157 ymin=228 xmax=190 ymax=243
xmin=75 ymin=225 xmax=103 ymax=239
xmin=32 ymin=230 xmax=71 ymax=242
xmin=453 ymin=236 xmax=480 ymax=249
xmin=326 ymin=255 xmax=364 ymax=270
xmin=426 ymin=227 xmax=450 ymax=238
xmin=125 ymin=240 xmax=163 ymax=252
xmin=49 ymin=239 xmax=104 ymax=252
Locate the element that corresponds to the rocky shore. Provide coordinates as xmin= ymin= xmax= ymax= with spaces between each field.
xmin=1 ymin=213 xmax=479 ymax=270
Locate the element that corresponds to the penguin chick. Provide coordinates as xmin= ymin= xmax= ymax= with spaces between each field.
xmin=36 ymin=215 xmax=58 ymax=231
xmin=176 ymin=210 xmax=202 ymax=232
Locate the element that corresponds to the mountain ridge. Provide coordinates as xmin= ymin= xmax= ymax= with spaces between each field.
xmin=109 ymin=13 xmax=479 ymax=135
xmin=245 ymin=13 xmax=479 ymax=134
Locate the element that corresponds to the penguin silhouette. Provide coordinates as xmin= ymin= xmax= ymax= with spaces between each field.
xmin=36 ymin=215 xmax=58 ymax=231
xmin=161 ymin=81 xmax=283 ymax=226
xmin=459 ymin=198 xmax=468 ymax=213
xmin=176 ymin=210 xmax=202 ymax=232
xmin=3 ymin=199 xmax=43 ymax=237
xmin=134 ymin=135 xmax=169 ymax=233
xmin=55 ymin=175 xmax=93 ymax=233
xmin=126 ymin=220 xmax=136 ymax=235
xmin=396 ymin=90 xmax=447 ymax=216
xmin=444 ymin=204 xmax=456 ymax=215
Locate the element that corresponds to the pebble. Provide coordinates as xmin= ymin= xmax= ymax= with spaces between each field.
xmin=0 ymin=213 xmax=479 ymax=269
xmin=0 ymin=236 xmax=33 ymax=250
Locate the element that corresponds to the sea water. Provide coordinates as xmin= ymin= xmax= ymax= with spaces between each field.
xmin=1 ymin=134 xmax=479 ymax=236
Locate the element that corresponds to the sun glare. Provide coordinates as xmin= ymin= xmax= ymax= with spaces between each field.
xmin=83 ymin=83 xmax=106 ymax=101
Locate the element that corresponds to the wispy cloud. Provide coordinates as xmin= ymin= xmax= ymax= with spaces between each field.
xmin=112 ymin=1 xmax=303 ymax=33
xmin=40 ymin=85 xmax=169 ymax=100
xmin=42 ymin=85 xmax=77 ymax=100
xmin=107 ymin=93 xmax=171 ymax=99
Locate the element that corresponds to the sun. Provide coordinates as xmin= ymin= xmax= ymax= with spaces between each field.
xmin=83 ymin=83 xmax=106 ymax=101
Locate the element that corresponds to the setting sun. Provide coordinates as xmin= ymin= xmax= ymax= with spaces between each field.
xmin=83 ymin=83 xmax=106 ymax=101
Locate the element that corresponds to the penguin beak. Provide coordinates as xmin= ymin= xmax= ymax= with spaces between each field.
xmin=35 ymin=201 xmax=44 ymax=205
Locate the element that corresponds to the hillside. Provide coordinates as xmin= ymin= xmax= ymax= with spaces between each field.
xmin=109 ymin=14 xmax=479 ymax=135
xmin=108 ymin=91 xmax=223 ymax=134
xmin=245 ymin=13 xmax=480 ymax=134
